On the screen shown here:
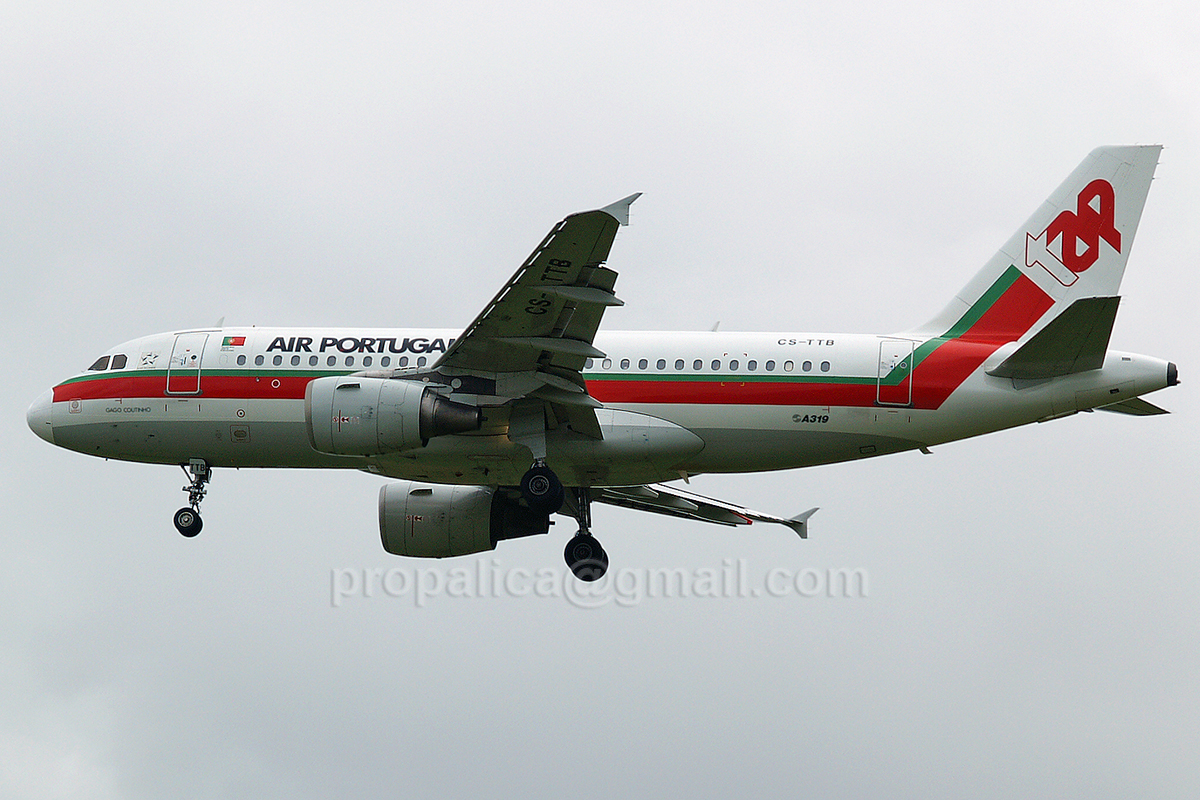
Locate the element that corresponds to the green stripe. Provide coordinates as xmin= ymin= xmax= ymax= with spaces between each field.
xmin=57 ymin=368 xmax=354 ymax=386
xmin=878 ymin=358 xmax=913 ymax=387
xmin=941 ymin=265 xmax=1021 ymax=340
xmin=58 ymin=370 xmax=167 ymax=385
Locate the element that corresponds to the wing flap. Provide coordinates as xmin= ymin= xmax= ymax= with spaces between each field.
xmin=497 ymin=336 xmax=607 ymax=359
xmin=533 ymin=284 xmax=624 ymax=307
xmin=530 ymin=385 xmax=603 ymax=408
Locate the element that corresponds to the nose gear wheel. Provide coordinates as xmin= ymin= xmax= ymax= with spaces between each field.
xmin=173 ymin=506 xmax=202 ymax=537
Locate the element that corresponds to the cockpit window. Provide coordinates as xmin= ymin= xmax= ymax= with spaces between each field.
xmin=110 ymin=354 xmax=128 ymax=370
xmin=88 ymin=356 xmax=110 ymax=371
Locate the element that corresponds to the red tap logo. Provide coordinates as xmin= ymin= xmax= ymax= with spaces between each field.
xmin=1026 ymin=179 xmax=1121 ymax=286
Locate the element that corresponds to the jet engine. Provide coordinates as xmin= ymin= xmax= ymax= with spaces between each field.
xmin=305 ymin=376 xmax=482 ymax=456
xmin=378 ymin=481 xmax=550 ymax=558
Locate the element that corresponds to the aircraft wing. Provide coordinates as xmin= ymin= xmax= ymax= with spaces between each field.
xmin=436 ymin=195 xmax=638 ymax=374
xmin=595 ymin=483 xmax=818 ymax=539
xmin=431 ymin=194 xmax=640 ymax=437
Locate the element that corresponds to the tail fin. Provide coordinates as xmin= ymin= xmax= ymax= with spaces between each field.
xmin=912 ymin=146 xmax=1161 ymax=343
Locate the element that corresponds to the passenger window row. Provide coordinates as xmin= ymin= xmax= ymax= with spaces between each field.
xmin=585 ymin=357 xmax=832 ymax=373
xmin=88 ymin=350 xmax=827 ymax=375
xmin=87 ymin=352 xmax=436 ymax=372
xmin=234 ymin=354 xmax=427 ymax=369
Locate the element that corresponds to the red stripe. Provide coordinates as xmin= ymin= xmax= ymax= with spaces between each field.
xmin=54 ymin=275 xmax=1057 ymax=411
xmin=909 ymin=272 xmax=1055 ymax=408
xmin=961 ymin=272 xmax=1055 ymax=343
xmin=53 ymin=374 xmax=315 ymax=402
xmin=588 ymin=379 xmax=878 ymax=407
xmin=56 ymin=373 xmax=887 ymax=408
xmin=910 ymin=340 xmax=998 ymax=408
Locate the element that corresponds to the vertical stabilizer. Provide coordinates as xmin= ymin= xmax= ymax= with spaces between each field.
xmin=912 ymin=146 xmax=1161 ymax=343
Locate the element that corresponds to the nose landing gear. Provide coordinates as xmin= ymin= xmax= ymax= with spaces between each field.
xmin=173 ymin=506 xmax=202 ymax=537
xmin=174 ymin=459 xmax=210 ymax=537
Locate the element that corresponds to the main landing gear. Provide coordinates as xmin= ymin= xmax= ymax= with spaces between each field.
xmin=563 ymin=487 xmax=608 ymax=582
xmin=520 ymin=459 xmax=564 ymax=515
xmin=519 ymin=462 xmax=607 ymax=581
xmin=174 ymin=459 xmax=210 ymax=538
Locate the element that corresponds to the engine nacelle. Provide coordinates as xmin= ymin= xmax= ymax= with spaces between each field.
xmin=305 ymin=376 xmax=482 ymax=456
xmin=378 ymin=481 xmax=550 ymax=558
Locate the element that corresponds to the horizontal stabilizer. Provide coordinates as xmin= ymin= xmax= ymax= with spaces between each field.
xmin=987 ymin=296 xmax=1120 ymax=379
xmin=596 ymin=484 xmax=816 ymax=538
xmin=785 ymin=508 xmax=819 ymax=539
xmin=1097 ymin=397 xmax=1170 ymax=416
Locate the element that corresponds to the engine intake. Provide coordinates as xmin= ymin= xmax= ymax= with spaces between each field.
xmin=379 ymin=481 xmax=550 ymax=558
xmin=305 ymin=376 xmax=482 ymax=456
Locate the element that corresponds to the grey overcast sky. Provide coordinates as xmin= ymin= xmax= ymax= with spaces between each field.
xmin=4 ymin=1 xmax=1198 ymax=798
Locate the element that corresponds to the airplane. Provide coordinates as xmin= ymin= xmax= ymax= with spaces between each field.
xmin=27 ymin=146 xmax=1179 ymax=581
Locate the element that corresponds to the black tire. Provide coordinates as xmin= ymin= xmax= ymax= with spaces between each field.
xmin=174 ymin=507 xmax=203 ymax=537
xmin=521 ymin=465 xmax=564 ymax=514
xmin=565 ymin=534 xmax=608 ymax=582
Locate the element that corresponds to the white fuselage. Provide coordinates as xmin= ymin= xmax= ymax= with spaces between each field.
xmin=28 ymin=326 xmax=1174 ymax=488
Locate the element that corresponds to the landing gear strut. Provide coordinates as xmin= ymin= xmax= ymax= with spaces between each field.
xmin=564 ymin=488 xmax=608 ymax=582
xmin=174 ymin=459 xmax=210 ymax=537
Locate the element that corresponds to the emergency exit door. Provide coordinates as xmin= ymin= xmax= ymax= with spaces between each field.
xmin=877 ymin=339 xmax=914 ymax=406
xmin=167 ymin=333 xmax=208 ymax=395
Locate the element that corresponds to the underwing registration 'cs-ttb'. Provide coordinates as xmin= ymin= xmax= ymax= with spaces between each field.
xmin=28 ymin=147 xmax=1179 ymax=580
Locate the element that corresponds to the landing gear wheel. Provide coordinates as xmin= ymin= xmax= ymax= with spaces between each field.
xmin=174 ymin=507 xmax=203 ymax=537
xmin=176 ymin=460 xmax=211 ymax=537
xmin=521 ymin=464 xmax=564 ymax=514
xmin=564 ymin=534 xmax=608 ymax=582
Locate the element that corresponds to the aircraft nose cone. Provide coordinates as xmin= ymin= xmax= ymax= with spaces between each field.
xmin=27 ymin=389 xmax=55 ymax=445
